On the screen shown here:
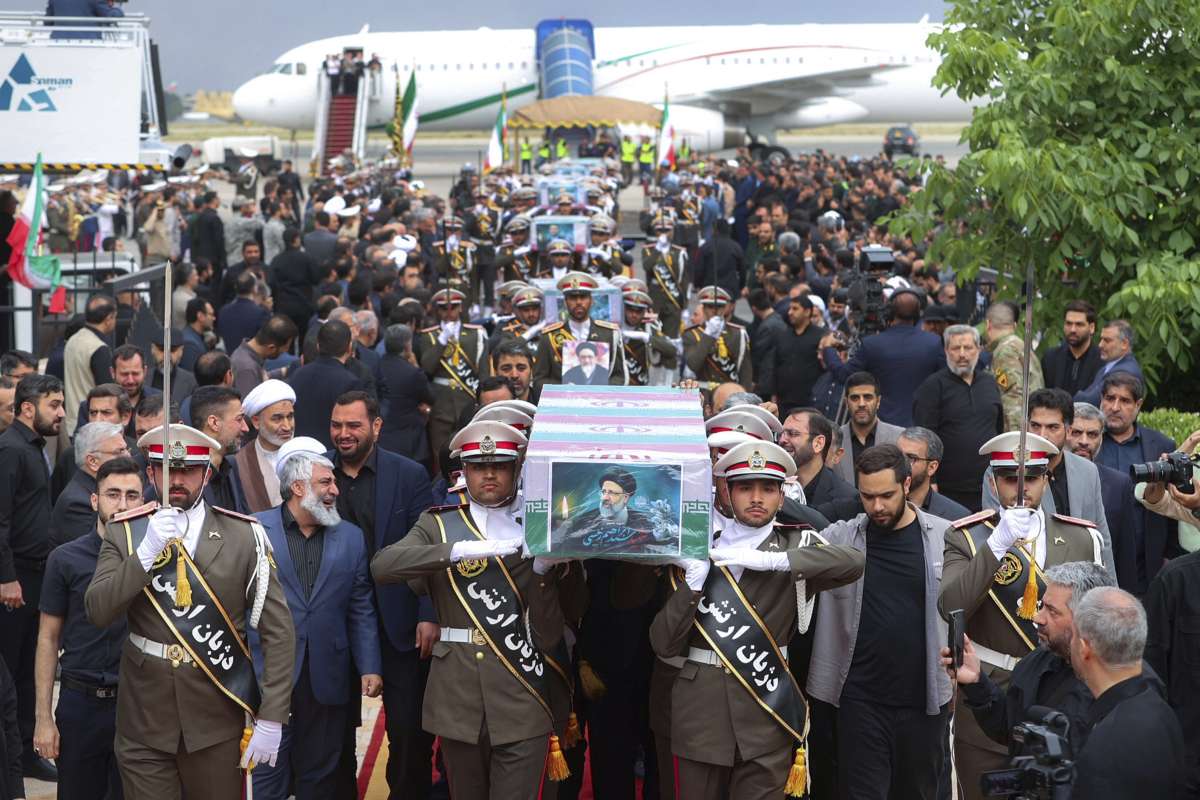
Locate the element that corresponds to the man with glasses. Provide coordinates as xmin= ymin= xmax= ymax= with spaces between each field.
xmin=50 ymin=422 xmax=130 ymax=548
xmin=896 ymin=426 xmax=970 ymax=521
xmin=35 ymin=457 xmax=142 ymax=800
xmin=777 ymin=408 xmax=857 ymax=520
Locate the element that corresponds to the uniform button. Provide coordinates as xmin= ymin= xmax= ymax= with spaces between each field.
xmin=475 ymin=651 xmax=485 ymax=661
xmin=723 ymin=667 xmax=730 ymax=675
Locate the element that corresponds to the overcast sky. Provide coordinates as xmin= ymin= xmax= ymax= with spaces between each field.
xmin=127 ymin=0 xmax=945 ymax=92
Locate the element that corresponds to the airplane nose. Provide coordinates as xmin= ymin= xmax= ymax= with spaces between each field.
xmin=232 ymin=77 xmax=273 ymax=122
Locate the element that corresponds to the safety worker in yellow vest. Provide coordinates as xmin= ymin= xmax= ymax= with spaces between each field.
xmin=519 ymin=139 xmax=533 ymax=175
xmin=537 ymin=140 xmax=551 ymax=167
xmin=556 ymin=137 xmax=568 ymax=161
xmin=638 ymin=138 xmax=655 ymax=187
xmin=678 ymin=138 xmax=692 ymax=164
xmin=620 ymin=135 xmax=637 ymax=185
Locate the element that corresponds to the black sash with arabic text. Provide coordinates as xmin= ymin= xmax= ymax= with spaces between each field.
xmin=962 ymin=526 xmax=1043 ymax=652
xmin=439 ymin=339 xmax=480 ymax=398
xmin=123 ymin=516 xmax=262 ymax=717
xmin=649 ymin=250 xmax=684 ymax=307
xmin=705 ymin=333 xmax=740 ymax=381
xmin=433 ymin=506 xmax=569 ymax=716
xmin=677 ymin=564 xmax=807 ymax=741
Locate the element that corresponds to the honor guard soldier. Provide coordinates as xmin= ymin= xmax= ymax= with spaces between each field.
xmin=493 ymin=286 xmax=546 ymax=359
xmin=495 ymin=216 xmax=537 ymax=283
xmin=642 ymin=214 xmax=688 ymax=336
xmin=432 ymin=216 xmax=479 ymax=309
xmin=584 ymin=216 xmax=626 ymax=278
xmin=620 ymin=289 xmax=678 ymax=386
xmin=684 ymin=286 xmax=752 ymax=386
xmin=417 ymin=288 xmax=490 ymax=467
xmin=542 ymin=238 xmax=576 ymax=281
xmin=533 ymin=272 xmax=628 ymax=391
xmin=650 ymin=441 xmax=864 ymax=799
xmin=84 ymin=424 xmax=295 ymax=800
xmin=938 ymin=431 xmax=1105 ymax=799
xmin=466 ymin=188 xmax=502 ymax=312
xmin=370 ymin=421 xmax=574 ymax=798
xmin=477 ymin=280 xmax=528 ymax=337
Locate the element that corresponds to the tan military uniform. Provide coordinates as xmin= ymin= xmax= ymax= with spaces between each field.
xmin=987 ymin=332 xmax=1045 ymax=432
xmin=622 ymin=326 xmax=678 ymax=386
xmin=433 ymin=239 xmax=480 ymax=307
xmin=641 ymin=244 xmax=688 ymax=337
xmin=938 ymin=508 xmax=1103 ymax=800
xmin=683 ymin=322 xmax=752 ymax=386
xmin=84 ymin=504 xmax=295 ymax=800
xmin=649 ymin=527 xmax=864 ymax=799
xmin=370 ymin=504 xmax=566 ymax=799
xmin=532 ymin=319 xmax=628 ymax=392
xmin=585 ymin=242 xmax=625 ymax=279
xmin=416 ymin=323 xmax=489 ymax=464
xmin=495 ymin=244 xmax=537 ymax=283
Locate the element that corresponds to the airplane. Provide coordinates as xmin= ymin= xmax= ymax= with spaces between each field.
xmin=231 ymin=19 xmax=975 ymax=159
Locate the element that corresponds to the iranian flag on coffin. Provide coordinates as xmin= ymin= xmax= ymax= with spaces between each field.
xmin=5 ymin=154 xmax=66 ymax=313
xmin=484 ymin=102 xmax=506 ymax=172
xmin=657 ymin=94 xmax=675 ymax=169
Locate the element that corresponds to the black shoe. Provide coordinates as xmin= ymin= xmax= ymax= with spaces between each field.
xmin=24 ymin=756 xmax=58 ymax=782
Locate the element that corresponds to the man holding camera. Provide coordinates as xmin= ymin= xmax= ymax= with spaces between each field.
xmin=938 ymin=432 xmax=1105 ymax=799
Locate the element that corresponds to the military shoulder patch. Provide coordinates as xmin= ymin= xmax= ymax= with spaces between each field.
xmin=212 ymin=506 xmax=259 ymax=523
xmin=1052 ymin=512 xmax=1097 ymax=528
xmin=462 ymin=323 xmax=482 ymax=330
xmin=111 ymin=501 xmax=158 ymax=522
xmin=420 ymin=325 xmax=439 ymax=334
xmin=541 ymin=322 xmax=564 ymax=333
xmin=428 ymin=502 xmax=468 ymax=514
xmin=593 ymin=319 xmax=619 ymax=330
xmin=951 ymin=508 xmax=999 ymax=529
xmin=995 ymin=370 xmax=1011 ymax=391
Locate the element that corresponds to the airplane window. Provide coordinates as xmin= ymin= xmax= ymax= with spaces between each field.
xmin=508 ymin=62 xmax=514 ymax=69
xmin=495 ymin=63 xmax=501 ymax=69
xmin=521 ymin=61 xmax=528 ymax=68
xmin=281 ymin=63 xmax=292 ymax=75
xmin=296 ymin=63 xmax=306 ymax=75
xmin=639 ymin=60 xmax=644 ymax=66
xmin=720 ymin=58 xmax=725 ymax=65
xmin=785 ymin=57 xmax=790 ymax=63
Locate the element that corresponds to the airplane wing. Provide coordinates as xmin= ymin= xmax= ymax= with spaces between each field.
xmin=673 ymin=62 xmax=907 ymax=115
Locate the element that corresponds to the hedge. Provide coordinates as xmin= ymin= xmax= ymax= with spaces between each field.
xmin=1139 ymin=409 xmax=1200 ymax=450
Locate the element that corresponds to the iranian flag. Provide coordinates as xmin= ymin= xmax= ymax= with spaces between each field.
xmin=5 ymin=154 xmax=66 ymax=313
xmin=400 ymin=71 xmax=419 ymax=157
xmin=657 ymin=92 xmax=675 ymax=169
xmin=484 ymin=96 xmax=506 ymax=173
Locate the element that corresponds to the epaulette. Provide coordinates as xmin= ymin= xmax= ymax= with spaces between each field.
xmin=432 ymin=240 xmax=444 ymax=247
xmin=111 ymin=501 xmax=157 ymax=522
xmin=420 ymin=325 xmax=439 ymax=334
xmin=775 ymin=521 xmax=816 ymax=532
xmin=461 ymin=241 xmax=477 ymax=249
xmin=726 ymin=321 xmax=745 ymax=329
xmin=542 ymin=321 xmax=564 ymax=333
xmin=213 ymin=505 xmax=259 ymax=523
xmin=1053 ymin=512 xmax=1097 ymax=528
xmin=428 ymin=502 xmax=468 ymax=514
xmin=462 ymin=323 xmax=482 ymax=330
xmin=594 ymin=319 xmax=619 ymax=330
xmin=951 ymin=508 xmax=998 ymax=529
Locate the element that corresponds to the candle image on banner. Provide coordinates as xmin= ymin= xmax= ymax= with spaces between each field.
xmin=549 ymin=461 xmax=683 ymax=557
xmin=561 ymin=340 xmax=610 ymax=386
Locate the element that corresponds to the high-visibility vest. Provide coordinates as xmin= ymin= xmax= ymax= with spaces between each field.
xmin=620 ymin=140 xmax=637 ymax=163
xmin=639 ymin=142 xmax=654 ymax=164
xmin=556 ymin=139 xmax=568 ymax=158
xmin=520 ymin=142 xmax=532 ymax=160
xmin=679 ymin=140 xmax=691 ymax=160
xmin=538 ymin=143 xmax=551 ymax=158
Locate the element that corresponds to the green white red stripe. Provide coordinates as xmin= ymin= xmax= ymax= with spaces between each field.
xmin=657 ymin=91 xmax=675 ymax=169
xmin=484 ymin=93 xmax=506 ymax=172
xmin=400 ymin=71 xmax=419 ymax=155
xmin=5 ymin=153 xmax=65 ymax=312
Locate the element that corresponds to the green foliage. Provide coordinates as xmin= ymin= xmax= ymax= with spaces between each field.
xmin=890 ymin=0 xmax=1200 ymax=396
xmin=1138 ymin=408 xmax=1200 ymax=451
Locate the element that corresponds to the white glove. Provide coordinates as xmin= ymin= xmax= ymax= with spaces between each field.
xmin=136 ymin=508 xmax=185 ymax=571
xmin=240 ymin=719 xmax=283 ymax=769
xmin=437 ymin=324 xmax=457 ymax=346
xmin=586 ymin=246 xmax=608 ymax=259
xmin=450 ymin=537 xmax=522 ymax=562
xmin=987 ymin=508 xmax=1037 ymax=561
xmin=710 ymin=546 xmax=790 ymax=573
xmin=533 ymin=555 xmax=570 ymax=575
xmin=514 ymin=245 xmax=531 ymax=257
xmin=677 ymin=557 xmax=710 ymax=591
xmin=623 ymin=329 xmax=649 ymax=342
xmin=521 ymin=322 xmax=546 ymax=342
xmin=703 ymin=316 xmax=725 ymax=339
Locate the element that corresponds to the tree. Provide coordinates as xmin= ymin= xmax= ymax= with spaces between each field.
xmin=890 ymin=0 xmax=1200 ymax=402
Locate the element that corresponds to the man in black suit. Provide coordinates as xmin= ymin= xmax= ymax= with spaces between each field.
xmin=275 ymin=160 xmax=304 ymax=220
xmin=302 ymin=211 xmax=339 ymax=267
xmin=377 ymin=324 xmax=433 ymax=467
xmin=148 ymin=334 xmax=198 ymax=411
xmin=778 ymin=407 xmax=858 ymax=521
xmin=287 ymin=321 xmax=364 ymax=447
xmin=49 ymin=421 xmax=128 ymax=547
xmin=271 ymin=227 xmax=327 ymax=336
xmin=219 ymin=239 xmax=268 ymax=307
xmin=327 ymin=392 xmax=436 ymax=800
xmin=190 ymin=191 xmax=227 ymax=284
xmin=1041 ymin=300 xmax=1103 ymax=396
xmin=219 ymin=270 xmax=272 ymax=354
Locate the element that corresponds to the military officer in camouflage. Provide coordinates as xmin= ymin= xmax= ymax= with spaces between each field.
xmin=416 ymin=288 xmax=490 ymax=466
xmin=984 ymin=303 xmax=1044 ymax=432
xmin=642 ymin=214 xmax=688 ymax=337
xmin=620 ymin=289 xmax=677 ymax=386
xmin=683 ymin=286 xmax=752 ymax=387
xmin=533 ymin=271 xmax=627 ymax=392
xmin=938 ymin=431 xmax=1104 ymax=800
xmin=432 ymin=216 xmax=479 ymax=309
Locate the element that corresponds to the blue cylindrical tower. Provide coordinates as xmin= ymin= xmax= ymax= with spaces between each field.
xmin=536 ymin=19 xmax=595 ymax=98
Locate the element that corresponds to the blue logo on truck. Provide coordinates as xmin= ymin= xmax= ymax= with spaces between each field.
xmin=0 ymin=54 xmax=74 ymax=112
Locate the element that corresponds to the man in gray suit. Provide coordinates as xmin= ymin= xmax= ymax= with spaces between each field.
xmin=981 ymin=388 xmax=1115 ymax=580
xmin=833 ymin=371 xmax=904 ymax=486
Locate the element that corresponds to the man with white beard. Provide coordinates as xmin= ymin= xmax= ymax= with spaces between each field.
xmin=236 ymin=379 xmax=297 ymax=512
xmin=250 ymin=439 xmax=381 ymax=800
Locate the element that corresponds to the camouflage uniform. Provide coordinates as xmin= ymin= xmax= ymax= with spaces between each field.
xmin=987 ymin=332 xmax=1044 ymax=432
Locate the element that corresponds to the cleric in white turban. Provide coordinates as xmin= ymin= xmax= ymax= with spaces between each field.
xmin=235 ymin=379 xmax=297 ymax=511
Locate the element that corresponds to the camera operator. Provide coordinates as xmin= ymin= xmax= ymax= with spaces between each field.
xmin=941 ymin=562 xmax=1112 ymax=752
xmin=1136 ymin=428 xmax=1200 ymax=526
xmin=1069 ymin=587 xmax=1185 ymax=800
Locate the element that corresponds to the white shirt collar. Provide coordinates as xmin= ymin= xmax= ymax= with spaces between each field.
xmin=467 ymin=494 xmax=522 ymax=541
xmin=569 ymin=318 xmax=590 ymax=340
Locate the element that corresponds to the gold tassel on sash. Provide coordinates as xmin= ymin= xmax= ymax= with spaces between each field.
xmin=546 ymin=734 xmax=571 ymax=781
xmin=563 ymin=712 xmax=582 ymax=748
xmin=716 ymin=333 xmax=730 ymax=361
xmin=1018 ymin=544 xmax=1038 ymax=620
xmin=174 ymin=540 xmax=192 ymax=608
xmin=239 ymin=725 xmax=255 ymax=770
xmin=578 ymin=660 xmax=607 ymax=700
xmin=784 ymin=745 xmax=807 ymax=797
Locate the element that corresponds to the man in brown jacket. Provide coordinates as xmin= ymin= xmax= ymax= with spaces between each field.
xmin=85 ymin=424 xmax=295 ymax=800
xmin=371 ymin=420 xmax=570 ymax=799
xmin=650 ymin=440 xmax=864 ymax=799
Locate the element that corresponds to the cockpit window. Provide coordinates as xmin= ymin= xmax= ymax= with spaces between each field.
xmin=295 ymin=62 xmax=307 ymax=75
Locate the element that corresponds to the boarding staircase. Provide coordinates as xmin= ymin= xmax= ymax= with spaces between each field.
xmin=311 ymin=61 xmax=375 ymax=175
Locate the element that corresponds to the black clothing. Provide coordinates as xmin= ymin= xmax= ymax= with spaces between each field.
xmin=148 ymin=363 xmax=198 ymax=411
xmin=836 ymin=698 xmax=949 ymax=800
xmin=281 ymin=505 xmax=325 ymax=600
xmin=49 ymin=470 xmax=97 ymax=549
xmin=804 ymin=466 xmax=859 ymax=522
xmin=218 ymin=261 xmax=266 ymax=307
xmin=961 ymin=645 xmax=1093 ymax=751
xmin=217 ymin=296 xmax=271 ymax=354
xmin=378 ymin=355 xmax=433 ymax=466
xmin=920 ymin=490 xmax=970 ymax=523
xmin=287 ymin=357 xmax=364 ymax=448
xmin=379 ymin=642 xmax=434 ymax=799
xmin=773 ymin=323 xmax=827 ymax=414
xmin=911 ymin=369 xmax=1004 ymax=512
xmin=39 ymin=531 xmax=124 ymax=687
xmin=0 ymin=420 xmax=52 ymax=580
xmin=0 ymin=655 xmax=22 ymax=800
xmin=264 ymin=656 xmax=346 ymax=800
xmin=749 ymin=312 xmax=787 ymax=398
xmin=696 ymin=234 xmax=744 ymax=299
xmin=1048 ymin=457 xmax=1071 ymax=518
xmin=1072 ymin=674 xmax=1185 ymax=800
xmin=270 ymin=249 xmax=326 ymax=333
xmin=1040 ymin=341 xmax=1102 ymax=397
xmin=54 ymin=685 xmax=122 ymax=800
xmin=191 ymin=207 xmax=228 ymax=278
xmin=842 ymin=518 xmax=926 ymax=708
xmin=83 ymin=325 xmax=113 ymax=386
xmin=334 ymin=448 xmax=377 ymax=552
xmin=849 ymin=426 xmax=877 ymax=475
xmin=203 ymin=457 xmax=248 ymax=514
xmin=779 ymin=497 xmax=832 ymax=530
xmin=1145 ymin=550 xmax=1200 ymax=794
xmin=0 ymin=567 xmax=40 ymax=770
xmin=811 ymin=370 xmax=845 ymax=421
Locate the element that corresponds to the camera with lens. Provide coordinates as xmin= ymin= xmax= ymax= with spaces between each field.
xmin=1130 ymin=452 xmax=1197 ymax=494
xmin=839 ymin=245 xmax=895 ymax=339
xmin=981 ymin=710 xmax=1074 ymax=800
